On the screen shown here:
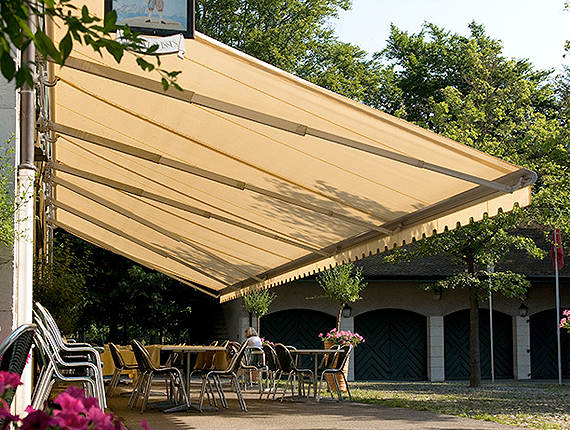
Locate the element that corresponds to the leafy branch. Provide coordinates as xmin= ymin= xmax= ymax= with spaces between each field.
xmin=1 ymin=0 xmax=181 ymax=90
xmin=309 ymin=262 xmax=367 ymax=330
xmin=0 ymin=138 xmax=34 ymax=247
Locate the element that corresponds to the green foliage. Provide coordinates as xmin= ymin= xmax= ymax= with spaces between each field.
xmin=75 ymin=237 xmax=219 ymax=345
xmin=0 ymin=137 xmax=34 ymax=247
xmin=426 ymin=271 xmax=530 ymax=302
xmin=243 ymin=289 xmax=276 ymax=318
xmin=373 ymin=20 xmax=570 ymax=387
xmin=374 ymin=21 xmax=570 ymax=234
xmin=0 ymin=142 xmax=15 ymax=246
xmin=311 ymin=262 xmax=367 ymax=329
xmin=34 ymin=230 xmax=91 ymax=334
xmin=0 ymin=0 xmax=180 ymax=89
xmin=385 ymin=211 xmax=544 ymax=274
xmin=195 ymin=0 xmax=381 ymax=101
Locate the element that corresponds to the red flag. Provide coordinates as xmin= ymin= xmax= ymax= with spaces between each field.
xmin=551 ymin=229 xmax=564 ymax=270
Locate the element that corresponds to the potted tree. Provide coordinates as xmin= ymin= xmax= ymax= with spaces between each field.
xmin=310 ymin=262 xmax=367 ymax=391
xmin=243 ymin=289 xmax=277 ymax=336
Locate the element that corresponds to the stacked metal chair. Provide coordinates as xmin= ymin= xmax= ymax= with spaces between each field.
xmin=32 ymin=304 xmax=106 ymax=409
xmin=0 ymin=323 xmax=37 ymax=420
xmin=128 ymin=339 xmax=189 ymax=413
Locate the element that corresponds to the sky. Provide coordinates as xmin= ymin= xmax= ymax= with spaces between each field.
xmin=329 ymin=0 xmax=570 ymax=73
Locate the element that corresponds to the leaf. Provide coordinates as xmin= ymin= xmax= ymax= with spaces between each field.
xmin=105 ymin=42 xmax=124 ymax=63
xmin=81 ymin=5 xmax=96 ymax=24
xmin=59 ymin=32 xmax=73 ymax=62
xmin=136 ymin=57 xmax=154 ymax=72
xmin=34 ymin=30 xmax=62 ymax=63
xmin=0 ymin=50 xmax=16 ymax=81
xmin=103 ymin=10 xmax=117 ymax=32
xmin=15 ymin=65 xmax=33 ymax=89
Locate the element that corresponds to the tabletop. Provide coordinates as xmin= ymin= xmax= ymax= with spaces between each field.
xmin=290 ymin=348 xmax=338 ymax=354
xmin=161 ymin=345 xmax=227 ymax=352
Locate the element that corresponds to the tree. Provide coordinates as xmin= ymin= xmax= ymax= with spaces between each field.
xmin=376 ymin=22 xmax=570 ymax=387
xmin=34 ymin=229 xmax=91 ymax=334
xmin=311 ymin=262 xmax=367 ymax=330
xmin=1 ymin=0 xmax=180 ymax=89
xmin=384 ymin=212 xmax=542 ymax=387
xmin=243 ymin=289 xmax=276 ymax=335
xmin=77 ymin=243 xmax=218 ymax=345
xmin=195 ymin=0 xmax=381 ymax=101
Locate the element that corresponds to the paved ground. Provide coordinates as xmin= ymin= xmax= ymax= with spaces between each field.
xmin=107 ymin=386 xmax=521 ymax=430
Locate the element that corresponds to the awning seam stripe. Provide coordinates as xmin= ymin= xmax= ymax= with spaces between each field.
xmin=56 ymin=77 xmax=404 ymax=221
xmin=52 ymin=198 xmax=235 ymax=287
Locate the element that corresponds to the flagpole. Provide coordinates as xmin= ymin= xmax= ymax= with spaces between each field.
xmin=488 ymin=264 xmax=495 ymax=383
xmin=554 ymin=230 xmax=562 ymax=385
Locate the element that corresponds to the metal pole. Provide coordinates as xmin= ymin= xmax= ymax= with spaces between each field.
xmin=14 ymin=0 xmax=37 ymax=413
xmin=554 ymin=230 xmax=562 ymax=385
xmin=488 ymin=264 xmax=495 ymax=383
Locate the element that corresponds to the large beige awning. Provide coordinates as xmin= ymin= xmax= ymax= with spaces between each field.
xmin=46 ymin=2 xmax=536 ymax=302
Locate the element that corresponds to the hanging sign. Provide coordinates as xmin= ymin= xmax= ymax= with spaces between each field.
xmin=105 ymin=0 xmax=195 ymax=39
xmin=116 ymin=30 xmax=186 ymax=59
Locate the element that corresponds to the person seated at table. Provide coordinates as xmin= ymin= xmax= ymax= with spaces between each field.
xmin=245 ymin=327 xmax=262 ymax=348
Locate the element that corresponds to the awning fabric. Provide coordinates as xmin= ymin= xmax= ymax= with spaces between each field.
xmin=47 ymin=1 xmax=536 ymax=302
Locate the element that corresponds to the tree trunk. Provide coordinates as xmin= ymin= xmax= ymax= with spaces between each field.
xmin=336 ymin=305 xmax=343 ymax=330
xmin=468 ymin=257 xmax=481 ymax=388
xmin=109 ymin=311 xmax=118 ymax=343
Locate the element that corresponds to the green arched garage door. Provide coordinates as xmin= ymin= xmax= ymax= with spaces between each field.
xmin=444 ymin=309 xmax=513 ymax=379
xmin=261 ymin=309 xmax=336 ymax=349
xmin=530 ymin=309 xmax=570 ymax=379
xmin=354 ymin=309 xmax=427 ymax=380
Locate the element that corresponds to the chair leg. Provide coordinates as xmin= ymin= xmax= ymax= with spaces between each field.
xmin=128 ymin=372 xmax=145 ymax=410
xmin=340 ymin=372 xmax=352 ymax=401
xmin=232 ymin=374 xmax=248 ymax=412
xmin=107 ymin=368 xmax=121 ymax=397
xmin=140 ymin=372 xmax=154 ymax=413
xmin=212 ymin=376 xmax=228 ymax=409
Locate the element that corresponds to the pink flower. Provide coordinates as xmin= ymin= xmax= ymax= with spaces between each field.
xmin=52 ymin=409 xmax=91 ymax=430
xmin=0 ymin=370 xmax=22 ymax=393
xmin=0 ymin=400 xmax=20 ymax=425
xmin=54 ymin=391 xmax=87 ymax=415
xmin=20 ymin=406 xmax=55 ymax=430
xmin=141 ymin=419 xmax=154 ymax=430
xmin=53 ymin=391 xmax=91 ymax=430
xmin=87 ymin=406 xmax=114 ymax=430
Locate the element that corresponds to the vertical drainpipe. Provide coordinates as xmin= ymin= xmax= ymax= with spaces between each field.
xmin=14 ymin=3 xmax=37 ymax=412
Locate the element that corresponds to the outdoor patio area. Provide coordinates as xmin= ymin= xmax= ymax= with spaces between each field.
xmin=106 ymin=385 xmax=519 ymax=430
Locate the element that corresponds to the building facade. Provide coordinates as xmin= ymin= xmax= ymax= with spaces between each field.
xmin=222 ymin=227 xmax=570 ymax=381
